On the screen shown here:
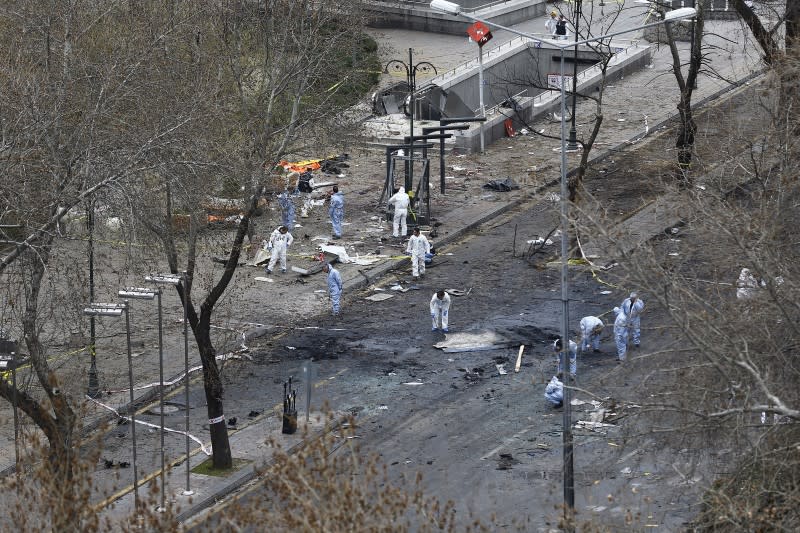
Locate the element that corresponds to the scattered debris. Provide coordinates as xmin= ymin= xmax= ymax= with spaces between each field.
xmin=514 ymin=345 xmax=524 ymax=372
xmin=482 ymin=178 xmax=519 ymax=192
xmin=434 ymin=331 xmax=509 ymax=352
xmin=496 ymin=453 xmax=520 ymax=470
xmin=365 ymin=293 xmax=394 ymax=302
xmin=444 ymin=287 xmax=472 ymax=297
xmin=254 ymin=277 xmax=275 ymax=283
xmin=378 ymin=405 xmax=389 ymax=410
xmin=495 ymin=364 xmax=508 ymax=375
xmin=402 ymin=381 xmax=424 ymax=386
xmin=389 ymin=284 xmax=409 ymax=292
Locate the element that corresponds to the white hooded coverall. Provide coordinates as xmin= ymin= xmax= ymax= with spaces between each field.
xmin=266 ymin=228 xmax=294 ymax=273
xmin=621 ymin=293 xmax=645 ymax=346
xmin=388 ymin=187 xmax=410 ymax=237
xmin=407 ymin=233 xmax=431 ymax=278
xmin=579 ymin=316 xmax=604 ymax=352
xmin=613 ymin=307 xmax=628 ymax=361
xmin=430 ymin=292 xmax=451 ymax=331
xmin=544 ymin=375 xmax=564 ymax=406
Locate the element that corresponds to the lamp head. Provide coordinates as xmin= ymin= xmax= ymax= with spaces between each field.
xmin=430 ymin=0 xmax=462 ymax=15
xmin=664 ymin=7 xmax=697 ymax=20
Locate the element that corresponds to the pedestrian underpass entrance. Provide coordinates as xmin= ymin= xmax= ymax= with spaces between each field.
xmin=366 ymin=34 xmax=654 ymax=152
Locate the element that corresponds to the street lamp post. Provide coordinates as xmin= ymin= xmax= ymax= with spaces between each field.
xmin=146 ymin=273 xmax=193 ymax=496
xmin=83 ymin=302 xmax=140 ymax=510
xmin=118 ymin=287 xmax=166 ymax=512
xmin=430 ymin=0 xmax=697 ymax=524
xmin=86 ymin=200 xmax=101 ymax=398
xmin=567 ymin=0 xmax=582 ymax=151
xmin=384 ymin=49 xmax=437 ymax=192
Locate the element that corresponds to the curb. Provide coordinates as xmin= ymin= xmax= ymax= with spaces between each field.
xmin=177 ymin=413 xmax=351 ymax=526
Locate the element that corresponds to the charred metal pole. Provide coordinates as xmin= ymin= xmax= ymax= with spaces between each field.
xmin=438 ymin=117 xmax=487 ymax=193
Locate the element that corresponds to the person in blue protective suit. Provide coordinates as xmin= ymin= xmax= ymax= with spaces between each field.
xmin=579 ymin=315 xmax=604 ymax=353
xmin=553 ymin=338 xmax=577 ymax=377
xmin=328 ymin=186 xmax=345 ymax=239
xmin=323 ymin=262 xmax=342 ymax=315
xmin=278 ymin=186 xmax=296 ymax=231
xmin=544 ymin=373 xmax=564 ymax=407
xmin=621 ymin=292 xmax=645 ymax=348
xmin=613 ymin=306 xmax=628 ymax=362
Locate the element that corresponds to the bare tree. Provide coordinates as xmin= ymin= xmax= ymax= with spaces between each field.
xmin=0 ymin=0 xmax=223 ymax=525
xmin=125 ymin=0 xmax=377 ymax=468
xmin=662 ymin=4 xmax=705 ymax=184
xmin=576 ymin=43 xmax=800 ymax=531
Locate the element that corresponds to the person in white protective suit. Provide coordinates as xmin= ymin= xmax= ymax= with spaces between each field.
xmin=544 ymin=373 xmax=564 ymax=407
xmin=264 ymin=225 xmax=294 ymax=274
xmin=387 ymin=186 xmax=410 ymax=238
xmin=736 ymin=268 xmax=760 ymax=300
xmin=406 ymin=227 xmax=431 ymax=280
xmin=553 ymin=338 xmax=578 ymax=377
xmin=579 ymin=316 xmax=605 ymax=353
xmin=613 ymin=306 xmax=628 ymax=362
xmin=430 ymin=290 xmax=451 ymax=333
xmin=620 ymin=292 xmax=645 ymax=348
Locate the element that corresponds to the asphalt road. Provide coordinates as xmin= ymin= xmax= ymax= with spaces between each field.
xmin=191 ymin=191 xmax=703 ymax=531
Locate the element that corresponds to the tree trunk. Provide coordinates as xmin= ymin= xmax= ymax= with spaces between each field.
xmin=664 ymin=13 xmax=703 ymax=186
xmin=21 ymin=245 xmax=77 ymax=476
xmin=195 ymin=310 xmax=232 ymax=469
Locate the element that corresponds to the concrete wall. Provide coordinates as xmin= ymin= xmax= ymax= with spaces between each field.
xmin=367 ymin=0 xmax=548 ymax=35
xmin=430 ymin=43 xmax=600 ymax=115
xmin=664 ymin=0 xmax=741 ymax=20
xmin=445 ymin=43 xmax=655 ymax=152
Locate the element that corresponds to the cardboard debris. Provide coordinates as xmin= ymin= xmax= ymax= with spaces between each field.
xmin=365 ymin=293 xmax=394 ymax=302
xmin=320 ymin=244 xmax=383 ymax=266
xmin=248 ymin=248 xmax=271 ymax=267
xmin=434 ymin=331 xmax=509 ymax=353
xmin=445 ymin=287 xmax=472 ymax=297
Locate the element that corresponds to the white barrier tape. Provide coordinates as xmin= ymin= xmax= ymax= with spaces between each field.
xmin=208 ymin=415 xmax=225 ymax=425
xmin=104 ymin=349 xmax=248 ymax=394
xmin=85 ymin=395 xmax=212 ymax=455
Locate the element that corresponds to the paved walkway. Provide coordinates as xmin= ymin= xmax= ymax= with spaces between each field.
xmin=0 ymin=10 xmax=764 ymax=526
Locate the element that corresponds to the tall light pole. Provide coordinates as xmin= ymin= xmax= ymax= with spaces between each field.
xmin=384 ymin=49 xmax=437 ymax=191
xmin=467 ymin=21 xmax=492 ymax=153
xmin=118 ymin=287 xmax=166 ymax=512
xmin=430 ymin=1 xmax=697 ymax=525
xmin=146 ymin=273 xmax=193 ymax=496
xmin=84 ymin=302 xmax=140 ymax=510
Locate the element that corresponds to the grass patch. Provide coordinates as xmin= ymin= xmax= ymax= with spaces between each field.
xmin=191 ymin=457 xmax=252 ymax=477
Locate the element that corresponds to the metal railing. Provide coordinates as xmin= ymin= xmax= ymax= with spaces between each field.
xmin=429 ymin=35 xmax=643 ymax=88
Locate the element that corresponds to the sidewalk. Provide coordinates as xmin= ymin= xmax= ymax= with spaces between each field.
xmin=0 ymin=12 xmax=763 ymax=526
